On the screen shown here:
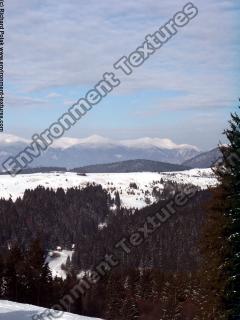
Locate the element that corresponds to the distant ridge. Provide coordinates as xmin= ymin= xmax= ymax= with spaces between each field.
xmin=71 ymin=159 xmax=189 ymax=173
xmin=182 ymin=147 xmax=222 ymax=168
xmin=0 ymin=134 xmax=200 ymax=170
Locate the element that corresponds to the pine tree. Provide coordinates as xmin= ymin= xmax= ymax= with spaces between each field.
xmin=120 ymin=273 xmax=140 ymax=320
xmin=4 ymin=245 xmax=25 ymax=302
xmin=160 ymin=280 xmax=176 ymax=319
xmin=0 ymin=253 xmax=4 ymax=298
xmin=221 ymin=110 xmax=240 ymax=318
xmin=104 ymin=272 xmax=125 ymax=319
xmin=115 ymin=191 xmax=121 ymax=209
xmin=24 ymin=239 xmax=53 ymax=307
xmin=201 ymin=108 xmax=240 ymax=319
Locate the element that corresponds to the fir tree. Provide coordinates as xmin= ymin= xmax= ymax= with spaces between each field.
xmin=115 ymin=191 xmax=121 ymax=209
xmin=24 ymin=239 xmax=53 ymax=307
xmin=221 ymin=110 xmax=240 ymax=318
xmin=201 ymin=108 xmax=240 ymax=319
xmin=4 ymin=245 xmax=25 ymax=302
xmin=0 ymin=253 xmax=4 ymax=298
xmin=104 ymin=272 xmax=125 ymax=319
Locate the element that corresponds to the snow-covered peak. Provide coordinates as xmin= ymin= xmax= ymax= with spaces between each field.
xmin=50 ymin=135 xmax=115 ymax=149
xmin=120 ymin=137 xmax=199 ymax=151
xmin=52 ymin=135 xmax=199 ymax=151
xmin=77 ymin=135 xmax=114 ymax=145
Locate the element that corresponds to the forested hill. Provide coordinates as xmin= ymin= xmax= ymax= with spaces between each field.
xmin=72 ymin=159 xmax=189 ymax=173
xmin=0 ymin=182 xmax=210 ymax=272
xmin=0 ymin=182 xmax=212 ymax=319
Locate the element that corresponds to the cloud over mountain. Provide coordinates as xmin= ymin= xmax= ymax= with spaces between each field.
xmin=0 ymin=134 xmax=200 ymax=170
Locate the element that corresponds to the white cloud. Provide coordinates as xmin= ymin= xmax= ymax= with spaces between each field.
xmin=0 ymin=134 xmax=29 ymax=145
xmin=0 ymin=133 xmax=198 ymax=150
xmin=6 ymin=94 xmax=48 ymax=108
xmin=47 ymin=92 xmax=62 ymax=98
xmin=5 ymin=0 xmax=239 ymax=112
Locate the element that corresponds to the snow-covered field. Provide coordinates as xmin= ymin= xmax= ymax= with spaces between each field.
xmin=0 ymin=169 xmax=217 ymax=209
xmin=0 ymin=300 xmax=102 ymax=320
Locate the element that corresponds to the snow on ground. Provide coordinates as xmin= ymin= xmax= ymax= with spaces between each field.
xmin=160 ymin=168 xmax=217 ymax=187
xmin=0 ymin=169 xmax=217 ymax=209
xmin=0 ymin=300 xmax=102 ymax=320
xmin=45 ymin=250 xmax=74 ymax=280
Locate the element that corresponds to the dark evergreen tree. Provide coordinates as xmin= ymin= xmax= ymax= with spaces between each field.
xmin=4 ymin=245 xmax=25 ymax=302
xmin=24 ymin=239 xmax=53 ymax=307
xmin=221 ymin=110 xmax=240 ymax=318
xmin=0 ymin=253 xmax=4 ymax=298
xmin=115 ymin=191 xmax=121 ymax=209
xmin=105 ymin=272 xmax=125 ymax=319
xmin=201 ymin=108 xmax=240 ymax=319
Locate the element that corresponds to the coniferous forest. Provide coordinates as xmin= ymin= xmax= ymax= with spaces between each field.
xmin=0 ymin=110 xmax=240 ymax=319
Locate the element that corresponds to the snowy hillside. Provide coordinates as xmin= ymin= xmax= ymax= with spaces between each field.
xmin=0 ymin=300 xmax=102 ymax=319
xmin=0 ymin=169 xmax=217 ymax=209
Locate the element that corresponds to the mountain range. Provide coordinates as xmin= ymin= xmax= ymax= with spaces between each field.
xmin=0 ymin=134 xmax=200 ymax=171
xmin=0 ymin=134 xmax=222 ymax=171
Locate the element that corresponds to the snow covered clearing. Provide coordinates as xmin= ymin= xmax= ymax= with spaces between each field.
xmin=45 ymin=250 xmax=74 ymax=280
xmin=0 ymin=169 xmax=217 ymax=209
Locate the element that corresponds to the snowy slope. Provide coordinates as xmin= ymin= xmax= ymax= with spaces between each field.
xmin=0 ymin=300 xmax=102 ymax=320
xmin=0 ymin=169 xmax=217 ymax=209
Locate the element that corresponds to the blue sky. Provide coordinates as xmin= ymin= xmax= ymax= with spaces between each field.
xmin=4 ymin=0 xmax=240 ymax=150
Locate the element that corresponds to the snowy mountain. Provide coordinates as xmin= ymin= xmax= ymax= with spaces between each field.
xmin=0 ymin=134 xmax=200 ymax=170
xmin=0 ymin=300 xmax=102 ymax=320
xmin=182 ymin=147 xmax=222 ymax=168
xmin=0 ymin=169 xmax=217 ymax=209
